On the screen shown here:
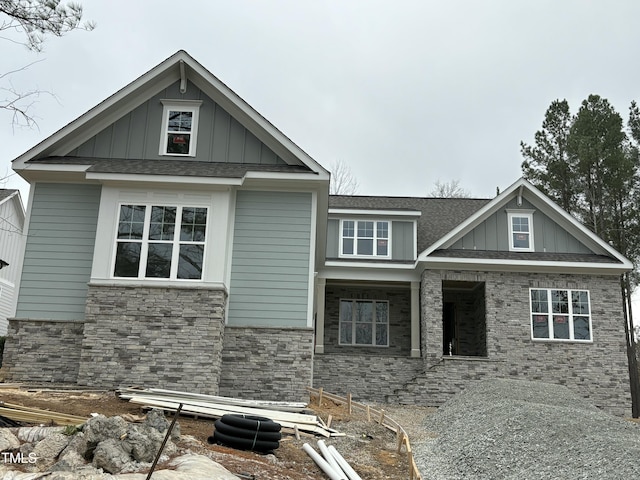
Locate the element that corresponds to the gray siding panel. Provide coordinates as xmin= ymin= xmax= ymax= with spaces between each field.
xmin=391 ymin=221 xmax=414 ymax=261
xmin=16 ymin=183 xmax=101 ymax=321
xmin=70 ymin=80 xmax=287 ymax=165
xmin=326 ymin=219 xmax=339 ymax=258
xmin=452 ymin=198 xmax=592 ymax=254
xmin=228 ymin=191 xmax=312 ymax=328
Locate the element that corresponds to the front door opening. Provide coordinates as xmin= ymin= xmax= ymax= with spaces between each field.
xmin=442 ymin=280 xmax=487 ymax=357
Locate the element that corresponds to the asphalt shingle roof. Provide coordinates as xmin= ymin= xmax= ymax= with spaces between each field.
xmin=329 ymin=195 xmax=491 ymax=253
xmin=27 ymin=157 xmax=314 ymax=177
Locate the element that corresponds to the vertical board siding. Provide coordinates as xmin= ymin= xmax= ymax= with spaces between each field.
xmin=391 ymin=221 xmax=415 ymax=261
xmin=0 ymin=196 xmax=25 ymax=333
xmin=16 ymin=183 xmax=101 ymax=321
xmin=451 ymin=201 xmax=591 ymax=254
xmin=68 ymin=80 xmax=287 ymax=165
xmin=228 ymin=191 xmax=312 ymax=327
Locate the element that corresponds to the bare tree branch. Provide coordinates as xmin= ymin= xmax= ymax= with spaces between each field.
xmin=430 ymin=179 xmax=471 ymax=198
xmin=329 ymin=159 xmax=359 ymax=195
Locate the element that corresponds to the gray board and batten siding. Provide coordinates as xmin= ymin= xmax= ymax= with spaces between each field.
xmin=228 ymin=190 xmax=312 ymax=328
xmin=326 ymin=218 xmax=415 ymax=261
xmin=16 ymin=183 xmax=101 ymax=321
xmin=68 ymin=80 xmax=288 ymax=165
xmin=450 ymin=197 xmax=592 ymax=254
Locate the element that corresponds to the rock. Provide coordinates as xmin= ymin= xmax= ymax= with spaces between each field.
xmin=84 ymin=415 xmax=129 ymax=449
xmin=0 ymin=428 xmax=21 ymax=451
xmin=123 ymin=424 xmax=165 ymax=463
xmin=114 ymin=454 xmax=240 ymax=479
xmin=92 ymin=438 xmax=133 ymax=474
xmin=32 ymin=433 xmax=71 ymax=462
xmin=143 ymin=409 xmax=181 ymax=440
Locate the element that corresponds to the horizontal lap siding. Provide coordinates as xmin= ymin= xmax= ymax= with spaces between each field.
xmin=16 ymin=183 xmax=101 ymax=321
xmin=228 ymin=191 xmax=312 ymax=327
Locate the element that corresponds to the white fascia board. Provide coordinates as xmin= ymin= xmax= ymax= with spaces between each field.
xmin=328 ymin=208 xmax=422 ymax=217
xmin=243 ymin=171 xmax=323 ymax=181
xmin=182 ymin=58 xmax=330 ymax=180
xmin=422 ymin=256 xmax=631 ymax=275
xmin=85 ymin=172 xmax=243 ymax=186
xmin=13 ymin=54 xmax=183 ymax=168
xmin=319 ymin=266 xmax=420 ymax=283
xmin=20 ymin=164 xmax=91 ymax=173
xmin=324 ymin=260 xmax=417 ymax=270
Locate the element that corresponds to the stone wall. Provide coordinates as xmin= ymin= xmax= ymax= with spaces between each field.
xmin=1 ymin=319 xmax=84 ymax=383
xmin=323 ymin=283 xmax=412 ymax=355
xmin=77 ymin=284 xmax=227 ymax=393
xmin=219 ymin=326 xmax=314 ymax=402
xmin=312 ymin=354 xmax=423 ymax=403
xmin=411 ymin=269 xmax=633 ymax=416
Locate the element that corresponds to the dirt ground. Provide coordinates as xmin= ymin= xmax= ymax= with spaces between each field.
xmin=0 ymin=387 xmax=417 ymax=479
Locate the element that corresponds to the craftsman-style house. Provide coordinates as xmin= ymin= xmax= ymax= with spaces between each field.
xmin=2 ymin=51 xmax=633 ymax=416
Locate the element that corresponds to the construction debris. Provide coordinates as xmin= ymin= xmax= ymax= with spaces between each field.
xmin=0 ymin=401 xmax=87 ymax=426
xmin=117 ymin=387 xmax=340 ymax=438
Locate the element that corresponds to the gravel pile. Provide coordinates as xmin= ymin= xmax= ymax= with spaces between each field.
xmin=413 ymin=379 xmax=640 ymax=479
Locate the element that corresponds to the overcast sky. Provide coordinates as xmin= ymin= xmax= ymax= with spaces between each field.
xmin=2 ymin=1 xmax=640 ymax=310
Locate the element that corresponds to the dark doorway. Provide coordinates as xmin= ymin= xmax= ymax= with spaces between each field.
xmin=442 ymin=281 xmax=487 ymax=357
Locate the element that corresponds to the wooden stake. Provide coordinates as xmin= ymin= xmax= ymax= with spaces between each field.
xmin=294 ymin=425 xmax=300 ymax=440
xmin=366 ymin=405 xmax=371 ymax=422
xmin=318 ymin=387 xmax=324 ymax=406
xmin=397 ymin=430 xmax=405 ymax=453
xmin=378 ymin=409 xmax=385 ymax=425
xmin=326 ymin=414 xmax=333 ymax=428
xmin=347 ymin=393 xmax=352 ymax=415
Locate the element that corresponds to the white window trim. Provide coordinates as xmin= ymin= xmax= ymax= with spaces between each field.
xmin=529 ymin=288 xmax=593 ymax=342
xmin=339 ymin=219 xmax=392 ymax=258
xmin=111 ymin=202 xmax=209 ymax=281
xmin=159 ymin=99 xmax=203 ymax=157
xmin=507 ymin=210 xmax=535 ymax=252
xmin=338 ymin=299 xmax=390 ymax=347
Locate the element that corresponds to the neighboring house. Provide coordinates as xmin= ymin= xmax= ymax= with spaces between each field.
xmin=0 ymin=189 xmax=25 ymax=336
xmin=2 ymin=51 xmax=633 ymax=416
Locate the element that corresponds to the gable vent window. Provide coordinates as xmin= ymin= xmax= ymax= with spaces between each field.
xmin=340 ymin=220 xmax=390 ymax=258
xmin=507 ymin=211 xmax=534 ymax=252
xmin=114 ymin=204 xmax=207 ymax=280
xmin=160 ymin=100 xmax=202 ymax=156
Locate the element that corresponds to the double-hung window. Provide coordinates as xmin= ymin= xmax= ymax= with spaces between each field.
xmin=160 ymin=100 xmax=202 ymax=156
xmin=530 ymin=288 xmax=591 ymax=341
xmin=339 ymin=299 xmax=389 ymax=346
xmin=340 ymin=220 xmax=390 ymax=257
xmin=114 ymin=204 xmax=208 ymax=280
xmin=508 ymin=211 xmax=534 ymax=251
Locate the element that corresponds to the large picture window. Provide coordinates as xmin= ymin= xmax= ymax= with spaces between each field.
xmin=114 ymin=204 xmax=207 ymax=280
xmin=339 ymin=299 xmax=389 ymax=346
xmin=340 ymin=220 xmax=390 ymax=257
xmin=530 ymin=288 xmax=591 ymax=341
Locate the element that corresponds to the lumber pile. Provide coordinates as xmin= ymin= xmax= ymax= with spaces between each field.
xmin=0 ymin=401 xmax=88 ymax=426
xmin=117 ymin=387 xmax=340 ymax=437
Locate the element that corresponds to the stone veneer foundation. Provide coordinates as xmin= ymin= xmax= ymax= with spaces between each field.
xmin=77 ymin=284 xmax=227 ymax=394
xmin=219 ymin=326 xmax=314 ymax=402
xmin=314 ymin=270 xmax=633 ymax=417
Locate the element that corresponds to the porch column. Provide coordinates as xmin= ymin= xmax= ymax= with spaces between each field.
xmin=315 ymin=277 xmax=326 ymax=354
xmin=411 ymin=281 xmax=421 ymax=357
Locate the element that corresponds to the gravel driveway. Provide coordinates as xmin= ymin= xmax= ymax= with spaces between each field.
xmin=402 ymin=379 xmax=640 ymax=479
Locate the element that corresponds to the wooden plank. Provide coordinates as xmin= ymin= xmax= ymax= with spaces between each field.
xmin=0 ymin=407 xmax=86 ymax=426
xmin=127 ymin=397 xmax=332 ymax=437
xmin=118 ymin=387 xmax=307 ymax=412
xmin=125 ymin=394 xmax=317 ymax=425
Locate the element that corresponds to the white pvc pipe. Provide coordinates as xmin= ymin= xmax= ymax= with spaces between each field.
xmin=328 ymin=445 xmax=363 ymax=480
xmin=317 ymin=440 xmax=347 ymax=479
xmin=302 ymin=443 xmax=344 ymax=480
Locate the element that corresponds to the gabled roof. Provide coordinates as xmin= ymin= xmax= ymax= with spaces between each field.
xmin=419 ymin=177 xmax=632 ymax=272
xmin=12 ymin=50 xmax=329 ymax=181
xmin=0 ymin=189 xmax=25 ymax=225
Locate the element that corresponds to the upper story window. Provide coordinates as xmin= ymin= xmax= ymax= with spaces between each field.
xmin=114 ymin=204 xmax=208 ymax=280
xmin=530 ymin=288 xmax=591 ymax=341
xmin=160 ymin=100 xmax=202 ymax=156
xmin=508 ymin=211 xmax=534 ymax=252
xmin=340 ymin=220 xmax=390 ymax=258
